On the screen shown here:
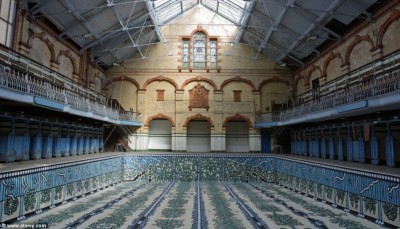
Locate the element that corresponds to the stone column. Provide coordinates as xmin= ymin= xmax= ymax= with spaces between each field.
xmin=337 ymin=127 xmax=343 ymax=161
xmin=249 ymin=128 xmax=261 ymax=153
xmin=370 ymin=124 xmax=379 ymax=165
xmin=329 ymin=128 xmax=335 ymax=160
xmin=385 ymin=122 xmax=395 ymax=168
xmin=347 ymin=126 xmax=353 ymax=162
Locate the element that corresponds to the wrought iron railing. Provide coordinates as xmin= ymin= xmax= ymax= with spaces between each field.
xmin=257 ymin=52 xmax=400 ymax=123
xmin=0 ymin=47 xmax=139 ymax=123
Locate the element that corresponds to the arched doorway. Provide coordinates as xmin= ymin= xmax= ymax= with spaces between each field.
xmin=225 ymin=121 xmax=249 ymax=152
xmin=148 ymin=119 xmax=172 ymax=151
xmin=187 ymin=120 xmax=211 ymax=152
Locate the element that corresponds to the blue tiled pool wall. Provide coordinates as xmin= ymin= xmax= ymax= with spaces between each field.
xmin=274 ymin=158 xmax=400 ymax=226
xmin=0 ymin=156 xmax=123 ymax=223
xmin=1 ymin=154 xmax=399 ymax=226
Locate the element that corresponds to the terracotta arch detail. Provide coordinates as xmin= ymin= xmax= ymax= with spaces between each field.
xmin=56 ymin=50 xmax=78 ymax=75
xmin=142 ymin=76 xmax=178 ymax=90
xmin=179 ymin=25 xmax=219 ymax=41
xmin=294 ymin=74 xmax=306 ymax=91
xmin=105 ymin=76 xmax=140 ymax=89
xmin=322 ymin=52 xmax=343 ymax=79
xmin=181 ymin=76 xmax=217 ymax=90
xmin=306 ymin=65 xmax=322 ymax=85
xmin=222 ymin=114 xmax=252 ymax=128
xmin=145 ymin=113 xmax=175 ymax=127
xmin=258 ymin=77 xmax=292 ymax=91
xmin=373 ymin=9 xmax=400 ymax=51
xmin=220 ymin=76 xmax=256 ymax=91
xmin=343 ymin=34 xmax=374 ymax=66
xmin=183 ymin=113 xmax=214 ymax=128
xmin=25 ymin=29 xmax=56 ymax=62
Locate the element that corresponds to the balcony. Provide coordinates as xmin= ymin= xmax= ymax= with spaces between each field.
xmin=256 ymin=52 xmax=400 ymax=127
xmin=0 ymin=46 xmax=141 ymax=126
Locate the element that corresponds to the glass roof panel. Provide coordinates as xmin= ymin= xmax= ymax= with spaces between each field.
xmin=154 ymin=0 xmax=199 ymax=25
xmin=155 ymin=2 xmax=182 ymax=24
xmin=154 ymin=0 xmax=171 ymax=8
xmin=201 ymin=0 xmax=246 ymax=25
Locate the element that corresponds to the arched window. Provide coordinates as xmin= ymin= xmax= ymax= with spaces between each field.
xmin=181 ymin=28 xmax=218 ymax=71
xmin=193 ymin=32 xmax=206 ymax=69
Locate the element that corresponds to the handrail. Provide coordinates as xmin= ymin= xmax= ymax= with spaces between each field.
xmin=0 ymin=60 xmax=139 ymax=123
xmin=293 ymin=51 xmax=400 ymax=105
xmin=257 ymin=51 xmax=400 ymax=123
xmin=0 ymin=45 xmax=109 ymax=104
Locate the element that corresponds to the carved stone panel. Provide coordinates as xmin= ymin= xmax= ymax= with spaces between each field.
xmin=189 ymin=83 xmax=209 ymax=111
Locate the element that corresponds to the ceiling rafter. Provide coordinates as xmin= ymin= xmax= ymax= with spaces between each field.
xmin=109 ymin=1 xmax=145 ymax=59
xmin=58 ymin=1 xmax=116 ymax=38
xmin=28 ymin=0 xmax=381 ymax=69
xmin=254 ymin=0 xmax=295 ymax=59
xmin=244 ymin=28 xmax=303 ymax=66
xmin=79 ymin=10 xmax=149 ymax=53
xmin=225 ymin=0 xmax=256 ymax=56
xmin=278 ymin=0 xmax=344 ymax=62
xmin=162 ymin=2 xmax=199 ymax=25
xmin=60 ymin=0 xmax=123 ymax=62
xmin=287 ymin=0 xmax=343 ymax=40
xmin=94 ymin=23 xmax=157 ymax=64
xmin=31 ymin=0 xmax=57 ymax=15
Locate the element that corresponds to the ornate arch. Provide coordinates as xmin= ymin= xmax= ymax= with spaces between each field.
xmin=220 ymin=76 xmax=257 ymax=91
xmin=145 ymin=113 xmax=175 ymax=127
xmin=181 ymin=76 xmax=217 ymax=90
xmin=105 ymin=76 xmax=140 ymax=89
xmin=343 ymin=34 xmax=374 ymax=66
xmin=56 ymin=50 xmax=78 ymax=74
xmin=178 ymin=25 xmax=219 ymax=41
xmin=373 ymin=9 xmax=400 ymax=51
xmin=306 ymin=65 xmax=322 ymax=84
xmin=183 ymin=113 xmax=214 ymax=128
xmin=294 ymin=74 xmax=306 ymax=91
xmin=142 ymin=76 xmax=178 ymax=90
xmin=322 ymin=52 xmax=343 ymax=79
xmin=92 ymin=73 xmax=102 ymax=91
xmin=24 ymin=28 xmax=56 ymax=62
xmin=258 ymin=77 xmax=292 ymax=91
xmin=222 ymin=114 xmax=252 ymax=128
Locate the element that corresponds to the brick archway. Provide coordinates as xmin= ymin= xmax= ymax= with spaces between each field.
xmin=183 ymin=114 xmax=214 ymax=128
xmin=222 ymin=114 xmax=252 ymax=128
xmin=220 ymin=76 xmax=257 ymax=91
xmin=145 ymin=113 xmax=175 ymax=127
xmin=142 ymin=76 xmax=178 ymax=90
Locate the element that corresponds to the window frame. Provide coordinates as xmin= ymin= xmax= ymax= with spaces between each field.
xmin=0 ymin=0 xmax=16 ymax=47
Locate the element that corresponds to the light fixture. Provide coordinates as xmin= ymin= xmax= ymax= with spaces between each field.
xmin=306 ymin=35 xmax=317 ymax=41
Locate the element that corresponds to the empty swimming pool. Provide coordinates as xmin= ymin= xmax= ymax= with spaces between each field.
xmin=1 ymin=153 xmax=399 ymax=228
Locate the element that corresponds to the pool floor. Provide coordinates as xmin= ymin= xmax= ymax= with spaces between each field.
xmin=20 ymin=181 xmax=382 ymax=229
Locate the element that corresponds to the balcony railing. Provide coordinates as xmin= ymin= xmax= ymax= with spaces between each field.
xmin=0 ymin=46 xmax=140 ymax=123
xmin=257 ymin=52 xmax=400 ymax=123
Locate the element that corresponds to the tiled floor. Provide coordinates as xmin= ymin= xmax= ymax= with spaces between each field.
xmin=18 ymin=180 xmax=384 ymax=229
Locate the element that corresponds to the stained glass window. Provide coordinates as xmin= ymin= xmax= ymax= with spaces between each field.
xmin=181 ymin=30 xmax=218 ymax=70
xmin=193 ymin=32 xmax=206 ymax=69
xmin=210 ymin=40 xmax=217 ymax=69
xmin=182 ymin=40 xmax=190 ymax=69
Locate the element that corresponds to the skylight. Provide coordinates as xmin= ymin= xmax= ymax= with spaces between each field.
xmin=201 ymin=0 xmax=247 ymax=25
